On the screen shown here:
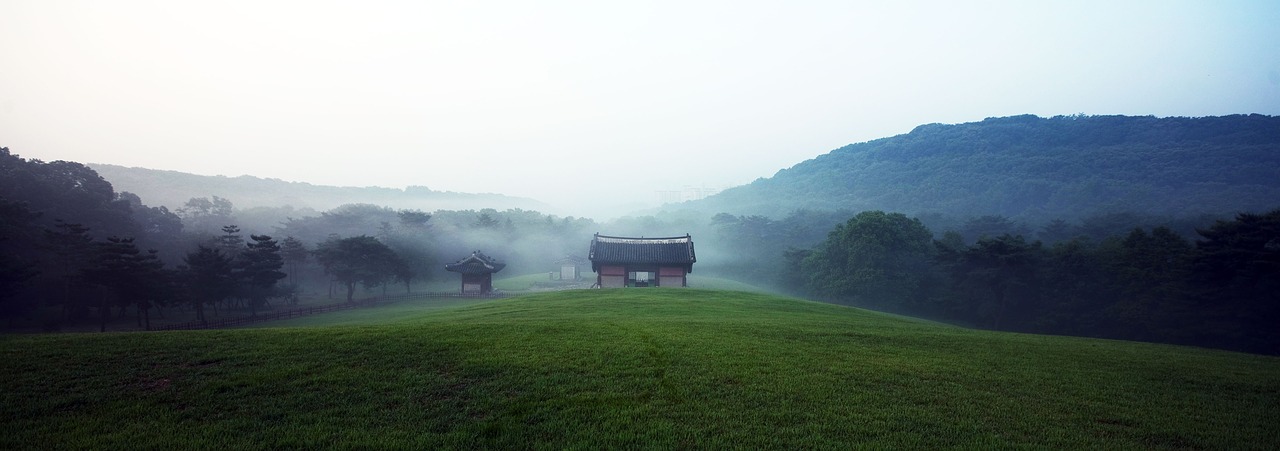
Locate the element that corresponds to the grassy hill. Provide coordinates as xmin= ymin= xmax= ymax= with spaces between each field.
xmin=4 ymin=289 xmax=1278 ymax=448
xmin=481 ymin=272 xmax=776 ymax=294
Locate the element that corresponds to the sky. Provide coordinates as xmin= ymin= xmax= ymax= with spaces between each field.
xmin=3 ymin=0 xmax=1279 ymax=217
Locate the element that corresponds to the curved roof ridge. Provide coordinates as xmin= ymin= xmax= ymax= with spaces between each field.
xmin=594 ymin=233 xmax=691 ymax=244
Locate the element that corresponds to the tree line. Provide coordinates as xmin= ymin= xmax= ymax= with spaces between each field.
xmin=782 ymin=210 xmax=1280 ymax=355
xmin=7 ymin=145 xmax=1276 ymax=353
xmin=1 ymin=147 xmax=598 ymax=330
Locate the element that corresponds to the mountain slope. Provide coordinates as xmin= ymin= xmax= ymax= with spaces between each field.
xmin=89 ymin=163 xmax=549 ymax=212
xmin=3 ymin=289 xmax=1277 ymax=448
xmin=684 ymin=114 xmax=1280 ymax=220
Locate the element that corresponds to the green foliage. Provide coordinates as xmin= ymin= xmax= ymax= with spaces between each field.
xmin=85 ymin=237 xmax=166 ymax=331
xmin=1192 ymin=209 xmax=1280 ymax=353
xmin=689 ymin=115 xmax=1280 ymax=222
xmin=802 ymin=211 xmax=934 ymax=310
xmin=181 ymin=246 xmax=235 ymax=323
xmin=236 ymin=235 xmax=287 ymax=316
xmin=313 ymin=236 xmax=407 ymax=302
xmin=176 ymin=196 xmax=235 ymax=235
xmin=942 ymin=234 xmax=1043 ymax=330
xmin=1103 ymin=228 xmax=1195 ymax=341
xmin=279 ymin=236 xmax=308 ymax=288
xmin=703 ymin=209 xmax=851 ymax=288
xmin=0 ymin=147 xmax=135 ymax=239
xmin=795 ymin=209 xmax=1280 ymax=354
xmin=0 ymin=198 xmax=43 ymax=319
xmin=2 ymin=290 xmax=1277 ymax=448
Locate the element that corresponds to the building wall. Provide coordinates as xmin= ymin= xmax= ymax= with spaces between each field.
xmin=560 ymin=265 xmax=577 ymax=280
xmin=659 ymin=266 xmax=686 ymax=287
xmin=599 ymin=265 xmax=626 ymax=288
xmin=461 ymin=273 xmax=493 ymax=294
xmin=595 ymin=264 xmax=688 ymax=288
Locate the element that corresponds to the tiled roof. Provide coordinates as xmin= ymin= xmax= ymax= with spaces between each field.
xmin=554 ymin=254 xmax=588 ymax=265
xmin=444 ymin=251 xmax=506 ymax=274
xmin=589 ymin=234 xmax=696 ymax=267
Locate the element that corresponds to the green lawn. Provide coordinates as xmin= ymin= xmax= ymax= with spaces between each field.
xmin=488 ymin=271 xmax=776 ymax=293
xmin=3 ymin=289 xmax=1278 ymax=449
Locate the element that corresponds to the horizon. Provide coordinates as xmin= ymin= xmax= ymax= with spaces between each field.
xmin=15 ymin=111 xmax=1280 ymax=220
xmin=3 ymin=1 xmax=1279 ymax=216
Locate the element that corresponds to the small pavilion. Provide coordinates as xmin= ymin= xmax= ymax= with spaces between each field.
xmin=588 ymin=234 xmax=695 ymax=288
xmin=444 ymin=251 xmax=506 ymax=294
xmin=553 ymin=254 xmax=588 ymax=281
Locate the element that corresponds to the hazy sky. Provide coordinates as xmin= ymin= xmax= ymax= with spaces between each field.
xmin=3 ymin=1 xmax=1278 ymax=216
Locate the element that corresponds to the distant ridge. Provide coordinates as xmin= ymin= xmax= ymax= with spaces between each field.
xmin=680 ymin=114 xmax=1280 ymax=221
xmin=89 ymin=164 xmax=550 ymax=212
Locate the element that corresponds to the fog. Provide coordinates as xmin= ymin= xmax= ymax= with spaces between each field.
xmin=4 ymin=1 xmax=1278 ymax=217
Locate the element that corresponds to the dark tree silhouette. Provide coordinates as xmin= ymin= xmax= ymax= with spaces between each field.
xmin=0 ymin=198 xmax=42 ymax=323
xmin=313 ymin=235 xmax=405 ymax=302
xmin=85 ymin=237 xmax=165 ymax=331
xmin=42 ymin=221 xmax=95 ymax=320
xmin=280 ymin=236 xmax=308 ymax=287
xmin=237 ymin=235 xmax=286 ymax=317
xmin=177 ymin=196 xmax=235 ymax=235
xmin=217 ymin=225 xmax=243 ymax=258
xmin=181 ymin=246 xmax=235 ymax=323
xmin=1193 ymin=209 xmax=1280 ymax=353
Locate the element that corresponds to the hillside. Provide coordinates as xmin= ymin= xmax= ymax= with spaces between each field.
xmin=4 ymin=290 xmax=1277 ymax=448
xmin=88 ymin=164 xmax=550 ymax=213
xmin=683 ymin=114 xmax=1280 ymax=220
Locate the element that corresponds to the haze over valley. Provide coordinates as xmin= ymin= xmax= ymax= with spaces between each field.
xmin=3 ymin=1 xmax=1280 ymax=448
xmin=4 ymin=1 xmax=1278 ymax=215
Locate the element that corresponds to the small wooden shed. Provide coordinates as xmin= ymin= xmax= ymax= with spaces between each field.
xmin=444 ymin=251 xmax=506 ymax=294
xmin=588 ymin=234 xmax=696 ymax=288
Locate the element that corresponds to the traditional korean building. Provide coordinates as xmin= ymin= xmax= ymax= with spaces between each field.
xmin=444 ymin=251 xmax=506 ymax=294
xmin=553 ymin=254 xmax=588 ymax=281
xmin=588 ymin=234 xmax=695 ymax=288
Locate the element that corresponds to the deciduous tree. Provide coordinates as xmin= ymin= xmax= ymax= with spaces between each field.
xmin=802 ymin=211 xmax=934 ymax=311
xmin=313 ymin=236 xmax=404 ymax=302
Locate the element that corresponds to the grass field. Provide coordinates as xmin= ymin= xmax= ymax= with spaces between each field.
xmin=488 ymin=272 xmax=773 ymax=293
xmin=3 ymin=289 xmax=1278 ymax=448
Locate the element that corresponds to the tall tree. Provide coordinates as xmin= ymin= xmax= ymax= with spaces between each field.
xmin=398 ymin=210 xmax=431 ymax=229
xmin=946 ymin=234 xmax=1043 ymax=330
xmin=279 ymin=236 xmax=309 ymax=288
xmin=0 ymin=198 xmax=42 ymax=324
xmin=473 ymin=212 xmax=500 ymax=229
xmin=42 ymin=221 xmax=96 ymax=320
xmin=801 ymin=211 xmax=934 ymax=311
xmin=217 ymin=225 xmax=243 ymax=258
xmin=84 ymin=237 xmax=165 ymax=331
xmin=237 ymin=235 xmax=286 ymax=317
xmin=177 ymin=196 xmax=235 ymax=235
xmin=181 ymin=246 xmax=235 ymax=324
xmin=313 ymin=236 xmax=403 ymax=302
xmin=1105 ymin=227 xmax=1194 ymax=342
xmin=1192 ymin=209 xmax=1280 ymax=353
xmin=115 ymin=191 xmax=184 ymax=261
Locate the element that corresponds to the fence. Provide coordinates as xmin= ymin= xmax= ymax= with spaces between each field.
xmin=150 ymin=291 xmax=508 ymax=332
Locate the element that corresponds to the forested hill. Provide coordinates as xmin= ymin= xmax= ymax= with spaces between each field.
xmin=685 ymin=114 xmax=1280 ymax=221
xmin=89 ymin=164 xmax=549 ymax=213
